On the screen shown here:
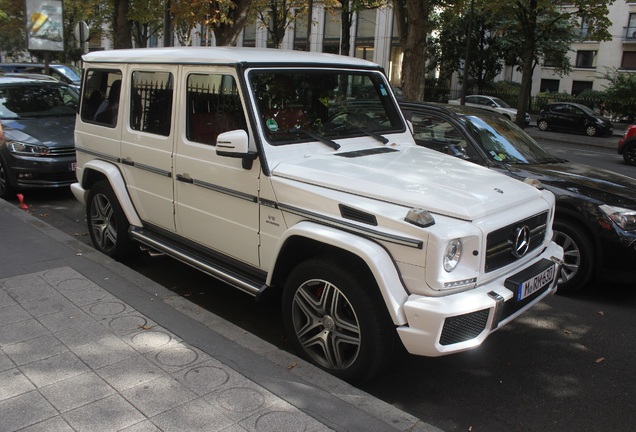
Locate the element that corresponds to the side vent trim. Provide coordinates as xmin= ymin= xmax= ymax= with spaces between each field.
xmin=339 ymin=204 xmax=378 ymax=226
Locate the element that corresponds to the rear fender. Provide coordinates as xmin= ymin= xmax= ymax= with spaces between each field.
xmin=76 ymin=160 xmax=142 ymax=227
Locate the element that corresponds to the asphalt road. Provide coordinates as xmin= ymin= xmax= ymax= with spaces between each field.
xmin=10 ymin=128 xmax=636 ymax=432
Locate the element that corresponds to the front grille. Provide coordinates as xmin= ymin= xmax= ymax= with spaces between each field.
xmin=48 ymin=146 xmax=76 ymax=157
xmin=485 ymin=212 xmax=548 ymax=273
xmin=439 ymin=309 xmax=489 ymax=346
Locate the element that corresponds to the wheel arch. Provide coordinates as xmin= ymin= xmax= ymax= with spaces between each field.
xmin=553 ymin=205 xmax=600 ymax=271
xmin=267 ymin=221 xmax=409 ymax=325
xmin=76 ymin=160 xmax=142 ymax=227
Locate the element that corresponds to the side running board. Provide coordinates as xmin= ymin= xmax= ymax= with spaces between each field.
xmin=129 ymin=226 xmax=268 ymax=299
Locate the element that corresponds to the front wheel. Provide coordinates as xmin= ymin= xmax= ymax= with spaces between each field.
xmin=552 ymin=219 xmax=594 ymax=293
xmin=623 ymin=142 xmax=636 ymax=166
xmin=585 ymin=125 xmax=598 ymax=137
xmin=537 ymin=119 xmax=549 ymax=131
xmin=282 ymin=256 xmax=397 ymax=383
xmin=87 ymin=180 xmax=137 ymax=260
xmin=0 ymin=158 xmax=15 ymax=200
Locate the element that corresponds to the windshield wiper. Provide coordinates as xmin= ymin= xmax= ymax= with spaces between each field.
xmin=336 ymin=123 xmax=389 ymax=144
xmin=288 ymin=127 xmax=341 ymax=150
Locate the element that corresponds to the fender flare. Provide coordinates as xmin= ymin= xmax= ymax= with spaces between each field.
xmin=268 ymin=221 xmax=410 ymax=325
xmin=76 ymin=160 xmax=142 ymax=227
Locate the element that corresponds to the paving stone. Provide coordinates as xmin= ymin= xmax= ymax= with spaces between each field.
xmin=63 ymin=394 xmax=145 ymax=432
xmin=0 ymin=368 xmax=35 ymax=401
xmin=19 ymin=292 xmax=76 ymax=318
xmin=18 ymin=416 xmax=75 ymax=432
xmin=36 ymin=305 xmax=96 ymax=333
xmin=39 ymin=371 xmax=116 ymax=412
xmin=150 ymin=397 xmax=234 ymax=432
xmin=121 ymin=375 xmax=197 ymax=417
xmin=20 ymin=351 xmax=89 ymax=388
xmin=2 ymin=334 xmax=68 ymax=366
xmin=69 ymin=333 xmax=138 ymax=369
xmin=0 ymin=391 xmax=58 ymax=431
xmin=0 ymin=304 xmax=30 ymax=326
xmin=0 ymin=289 xmax=18 ymax=309
xmin=0 ymin=318 xmax=49 ymax=347
xmin=96 ymin=355 xmax=166 ymax=392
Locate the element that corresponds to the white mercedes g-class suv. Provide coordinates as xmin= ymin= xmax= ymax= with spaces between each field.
xmin=72 ymin=47 xmax=563 ymax=383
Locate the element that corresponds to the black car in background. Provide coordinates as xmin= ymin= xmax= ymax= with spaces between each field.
xmin=400 ymin=101 xmax=636 ymax=293
xmin=0 ymin=76 xmax=78 ymax=199
xmin=537 ymin=102 xmax=613 ymax=137
xmin=0 ymin=63 xmax=81 ymax=89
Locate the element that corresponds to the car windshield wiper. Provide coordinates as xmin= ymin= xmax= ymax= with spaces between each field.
xmin=336 ymin=123 xmax=389 ymax=144
xmin=288 ymin=127 xmax=341 ymax=150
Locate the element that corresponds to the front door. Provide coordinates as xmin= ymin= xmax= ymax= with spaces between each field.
xmin=173 ymin=68 xmax=260 ymax=266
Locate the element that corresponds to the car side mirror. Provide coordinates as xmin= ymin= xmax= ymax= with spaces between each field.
xmin=216 ymin=129 xmax=258 ymax=169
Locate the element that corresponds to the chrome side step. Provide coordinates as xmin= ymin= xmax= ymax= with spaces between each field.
xmin=129 ymin=227 xmax=267 ymax=298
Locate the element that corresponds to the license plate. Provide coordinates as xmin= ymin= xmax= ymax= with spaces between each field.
xmin=517 ymin=264 xmax=556 ymax=301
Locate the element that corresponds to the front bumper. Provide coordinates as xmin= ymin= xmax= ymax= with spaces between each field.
xmin=2 ymin=152 xmax=76 ymax=190
xmin=397 ymin=242 xmax=563 ymax=357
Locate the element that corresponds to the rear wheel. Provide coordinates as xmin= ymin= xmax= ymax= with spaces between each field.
xmin=282 ymin=255 xmax=397 ymax=383
xmin=537 ymin=119 xmax=549 ymax=131
xmin=87 ymin=180 xmax=137 ymax=260
xmin=0 ymin=158 xmax=15 ymax=200
xmin=623 ymin=142 xmax=636 ymax=166
xmin=552 ymin=219 xmax=594 ymax=293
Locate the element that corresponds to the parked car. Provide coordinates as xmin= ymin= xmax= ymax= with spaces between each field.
xmin=537 ymin=102 xmax=613 ymax=137
xmin=71 ymin=47 xmax=563 ymax=382
xmin=0 ymin=63 xmax=81 ymax=89
xmin=618 ymin=124 xmax=636 ymax=166
xmin=400 ymin=101 xmax=636 ymax=293
xmin=448 ymin=95 xmax=531 ymax=126
xmin=0 ymin=76 xmax=78 ymax=199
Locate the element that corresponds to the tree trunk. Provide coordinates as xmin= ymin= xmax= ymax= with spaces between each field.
xmin=516 ymin=1 xmax=537 ymax=128
xmin=396 ymin=0 xmax=430 ymax=101
xmin=113 ymin=0 xmax=132 ymax=49
xmin=214 ymin=0 xmax=252 ymax=46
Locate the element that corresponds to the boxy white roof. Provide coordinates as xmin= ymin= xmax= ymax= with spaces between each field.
xmin=82 ymin=47 xmax=381 ymax=69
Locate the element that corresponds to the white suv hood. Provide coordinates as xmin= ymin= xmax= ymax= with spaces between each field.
xmin=272 ymin=146 xmax=542 ymax=221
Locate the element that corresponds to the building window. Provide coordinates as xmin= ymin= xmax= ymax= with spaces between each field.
xmin=355 ymin=9 xmax=375 ymax=60
xmin=575 ymin=50 xmax=596 ymax=68
xmin=540 ymin=79 xmax=560 ymax=93
xmin=294 ymin=15 xmax=308 ymax=51
xmin=572 ymin=81 xmax=593 ymax=96
xmin=627 ymin=13 xmax=636 ymax=40
xmin=323 ymin=10 xmax=341 ymax=54
xmin=621 ymin=51 xmax=636 ymax=70
xmin=243 ymin=25 xmax=256 ymax=47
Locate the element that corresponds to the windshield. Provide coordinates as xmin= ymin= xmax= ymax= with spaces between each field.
xmin=250 ymin=70 xmax=404 ymax=145
xmin=53 ymin=65 xmax=81 ymax=84
xmin=491 ymin=97 xmax=510 ymax=108
xmin=0 ymin=83 xmax=79 ymax=119
xmin=461 ymin=114 xmax=560 ymax=164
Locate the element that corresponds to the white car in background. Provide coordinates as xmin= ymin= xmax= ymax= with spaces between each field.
xmin=449 ymin=95 xmax=531 ymax=126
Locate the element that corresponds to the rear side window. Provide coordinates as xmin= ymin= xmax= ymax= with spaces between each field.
xmin=130 ymin=70 xmax=173 ymax=136
xmin=81 ymin=69 xmax=122 ymax=126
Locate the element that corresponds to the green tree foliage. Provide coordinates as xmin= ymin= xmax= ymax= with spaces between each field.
xmin=0 ymin=0 xmax=26 ymax=58
xmin=483 ymin=0 xmax=614 ymax=127
xmin=601 ymin=68 xmax=636 ymax=122
xmin=129 ymin=0 xmax=164 ymax=48
xmin=428 ymin=2 xmax=505 ymax=92
xmin=171 ymin=0 xmax=252 ymax=47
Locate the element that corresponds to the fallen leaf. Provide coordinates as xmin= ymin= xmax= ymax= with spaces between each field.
xmin=563 ymin=329 xmax=571 ymax=335
xmin=598 ymin=311 xmax=605 ymax=316
xmin=138 ymin=324 xmax=154 ymax=330
xmin=287 ymin=362 xmax=297 ymax=370
xmin=595 ymin=357 xmax=605 ymax=363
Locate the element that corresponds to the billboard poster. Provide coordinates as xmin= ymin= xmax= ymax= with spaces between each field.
xmin=25 ymin=0 xmax=64 ymax=51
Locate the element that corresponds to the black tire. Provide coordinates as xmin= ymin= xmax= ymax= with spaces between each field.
xmin=585 ymin=124 xmax=598 ymax=137
xmin=0 ymin=158 xmax=15 ymax=200
xmin=552 ymin=219 xmax=594 ymax=293
xmin=86 ymin=180 xmax=137 ymax=260
xmin=623 ymin=142 xmax=636 ymax=166
xmin=282 ymin=255 xmax=397 ymax=383
xmin=537 ymin=119 xmax=549 ymax=131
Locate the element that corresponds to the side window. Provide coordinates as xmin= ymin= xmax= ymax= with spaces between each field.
xmin=130 ymin=71 xmax=173 ymax=136
xmin=186 ymin=73 xmax=247 ymax=145
xmin=81 ymin=69 xmax=122 ymax=126
xmin=407 ymin=111 xmax=479 ymax=161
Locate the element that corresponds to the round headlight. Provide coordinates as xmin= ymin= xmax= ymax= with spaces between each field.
xmin=443 ymin=239 xmax=462 ymax=272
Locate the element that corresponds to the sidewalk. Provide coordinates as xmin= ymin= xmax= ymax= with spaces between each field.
xmin=0 ymin=198 xmax=441 ymax=432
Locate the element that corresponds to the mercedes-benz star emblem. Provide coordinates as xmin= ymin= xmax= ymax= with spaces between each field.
xmin=512 ymin=226 xmax=530 ymax=258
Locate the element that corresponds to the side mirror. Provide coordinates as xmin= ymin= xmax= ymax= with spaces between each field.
xmin=216 ymin=129 xmax=258 ymax=169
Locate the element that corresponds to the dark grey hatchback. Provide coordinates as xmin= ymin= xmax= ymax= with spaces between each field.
xmin=400 ymin=101 xmax=636 ymax=293
xmin=0 ymin=76 xmax=78 ymax=199
xmin=537 ymin=102 xmax=613 ymax=137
